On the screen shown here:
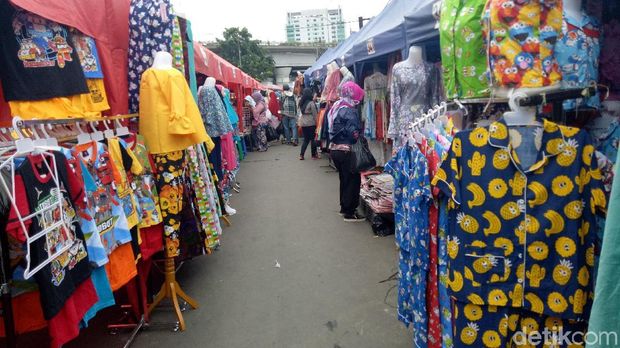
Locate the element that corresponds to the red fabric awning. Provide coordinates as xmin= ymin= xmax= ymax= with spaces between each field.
xmin=194 ymin=43 xmax=231 ymax=85
xmin=10 ymin=0 xmax=131 ymax=115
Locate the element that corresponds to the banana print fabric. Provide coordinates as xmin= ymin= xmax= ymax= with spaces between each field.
xmin=432 ymin=118 xmax=607 ymax=320
xmin=484 ymin=0 xmax=563 ymax=89
xmin=439 ymin=0 xmax=490 ymax=99
xmin=385 ymin=142 xmax=432 ymax=347
xmin=452 ymin=301 xmax=586 ymax=347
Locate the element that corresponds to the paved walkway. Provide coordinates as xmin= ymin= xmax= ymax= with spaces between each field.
xmin=70 ymin=143 xmax=411 ymax=348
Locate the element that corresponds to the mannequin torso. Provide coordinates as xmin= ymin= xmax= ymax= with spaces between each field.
xmin=152 ymin=51 xmax=173 ymax=69
xmin=564 ymin=0 xmax=584 ymax=22
xmin=404 ymin=46 xmax=424 ymax=67
xmin=204 ymin=77 xmax=216 ymax=88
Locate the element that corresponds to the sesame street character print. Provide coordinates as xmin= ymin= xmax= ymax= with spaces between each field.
xmin=432 ymin=118 xmax=607 ymax=320
xmin=12 ymin=10 xmax=75 ymax=69
xmin=484 ymin=0 xmax=563 ymax=89
xmin=154 ymin=151 xmax=186 ymax=258
xmin=439 ymin=0 xmax=490 ymax=99
xmin=555 ymin=10 xmax=601 ymax=110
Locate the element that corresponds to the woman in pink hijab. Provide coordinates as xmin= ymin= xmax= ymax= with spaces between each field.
xmin=328 ymin=81 xmax=366 ymax=222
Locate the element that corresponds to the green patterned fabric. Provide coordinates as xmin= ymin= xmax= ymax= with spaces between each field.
xmin=439 ymin=0 xmax=490 ymax=99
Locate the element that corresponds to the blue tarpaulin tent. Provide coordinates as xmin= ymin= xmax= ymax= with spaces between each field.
xmin=405 ymin=0 xmax=439 ymax=47
xmin=304 ymin=31 xmax=360 ymax=83
xmin=343 ymin=0 xmax=411 ymax=66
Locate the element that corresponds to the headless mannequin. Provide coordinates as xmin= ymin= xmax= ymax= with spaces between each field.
xmin=340 ymin=66 xmax=353 ymax=80
xmin=564 ymin=0 xmax=583 ymax=22
xmin=152 ymin=51 xmax=173 ymax=69
xmin=204 ymin=76 xmax=216 ymax=88
xmin=404 ymin=46 xmax=424 ymax=66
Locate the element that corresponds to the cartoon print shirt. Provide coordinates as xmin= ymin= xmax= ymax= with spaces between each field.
xmin=61 ymin=148 xmax=109 ymax=267
xmin=555 ymin=10 xmax=601 ymax=110
xmin=6 ymin=151 xmax=91 ymax=320
xmin=484 ymin=0 xmax=563 ymax=89
xmin=73 ymin=141 xmax=132 ymax=255
xmin=104 ymin=137 xmax=143 ymax=229
xmin=439 ymin=0 xmax=491 ymax=99
xmin=432 ymin=118 xmax=606 ymax=320
xmin=0 ymin=2 xmax=88 ymax=101
xmin=70 ymin=31 xmax=104 ymax=79
xmin=122 ymin=134 xmax=162 ymax=228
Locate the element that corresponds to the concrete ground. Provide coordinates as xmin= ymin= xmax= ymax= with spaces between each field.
xmin=64 ymin=143 xmax=411 ymax=347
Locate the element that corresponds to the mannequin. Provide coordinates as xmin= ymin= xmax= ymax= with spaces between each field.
xmin=564 ymin=0 xmax=583 ymax=21
xmin=204 ymin=76 xmax=216 ymax=88
xmin=152 ymin=51 xmax=173 ymax=70
xmin=323 ymin=61 xmax=342 ymax=102
xmin=405 ymin=46 xmax=424 ymax=66
xmin=373 ymin=63 xmax=382 ymax=74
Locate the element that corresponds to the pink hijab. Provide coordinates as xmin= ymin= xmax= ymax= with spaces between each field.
xmin=327 ymin=81 xmax=365 ymax=131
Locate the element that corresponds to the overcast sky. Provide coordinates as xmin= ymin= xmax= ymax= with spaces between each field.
xmin=171 ymin=0 xmax=389 ymax=43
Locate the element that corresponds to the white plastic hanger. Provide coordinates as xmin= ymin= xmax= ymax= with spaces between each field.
xmin=89 ymin=121 xmax=104 ymax=142
xmin=103 ymin=119 xmax=115 ymax=139
xmin=504 ymin=90 xmax=541 ymax=127
xmin=76 ymin=122 xmax=92 ymax=144
xmin=12 ymin=117 xmax=34 ymax=154
xmin=115 ymin=119 xmax=130 ymax=137
xmin=40 ymin=124 xmax=59 ymax=147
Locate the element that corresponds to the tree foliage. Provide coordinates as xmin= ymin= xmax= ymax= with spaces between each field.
xmin=216 ymin=27 xmax=275 ymax=81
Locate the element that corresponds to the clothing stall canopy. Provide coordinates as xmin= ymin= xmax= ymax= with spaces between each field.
xmin=343 ymin=0 xmax=410 ymax=66
xmin=304 ymin=46 xmax=335 ymax=83
xmin=305 ymin=31 xmax=361 ymax=83
xmin=404 ymin=0 xmax=439 ymax=48
xmin=194 ymin=42 xmax=233 ymax=85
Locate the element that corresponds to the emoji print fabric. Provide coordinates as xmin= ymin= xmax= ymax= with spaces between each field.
xmin=484 ymin=0 xmax=563 ymax=89
xmin=432 ymin=118 xmax=606 ymax=320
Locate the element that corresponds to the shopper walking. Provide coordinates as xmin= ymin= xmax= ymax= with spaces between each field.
xmin=251 ymin=92 xmax=269 ymax=152
xmin=298 ymin=88 xmax=319 ymax=160
xmin=280 ymin=84 xmax=299 ymax=146
xmin=328 ymin=81 xmax=365 ymax=222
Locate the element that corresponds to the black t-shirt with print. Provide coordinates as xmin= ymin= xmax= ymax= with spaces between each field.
xmin=0 ymin=0 xmax=89 ymax=101
xmin=13 ymin=151 xmax=91 ymax=319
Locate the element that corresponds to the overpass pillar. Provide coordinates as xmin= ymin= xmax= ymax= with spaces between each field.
xmin=275 ymin=67 xmax=292 ymax=86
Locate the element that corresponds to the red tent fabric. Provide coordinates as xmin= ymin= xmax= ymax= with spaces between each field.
xmin=10 ymin=0 xmax=131 ymax=115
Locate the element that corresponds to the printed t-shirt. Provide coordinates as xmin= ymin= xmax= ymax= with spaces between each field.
xmin=61 ymin=148 xmax=108 ymax=267
xmin=72 ymin=141 xmax=132 ymax=254
xmin=80 ymin=266 xmax=114 ymax=328
xmin=123 ymin=134 xmax=162 ymax=228
xmin=71 ymin=31 xmax=104 ymax=79
xmin=104 ymin=137 xmax=142 ymax=229
xmin=47 ymin=277 xmax=97 ymax=348
xmin=0 ymin=2 xmax=88 ymax=101
xmin=6 ymin=151 xmax=91 ymax=320
xmin=104 ymin=243 xmax=138 ymax=291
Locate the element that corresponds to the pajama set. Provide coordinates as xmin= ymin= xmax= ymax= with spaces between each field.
xmin=433 ymin=118 xmax=606 ymax=347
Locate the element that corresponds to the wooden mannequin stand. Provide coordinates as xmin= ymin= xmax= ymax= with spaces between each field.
xmin=148 ymin=257 xmax=199 ymax=331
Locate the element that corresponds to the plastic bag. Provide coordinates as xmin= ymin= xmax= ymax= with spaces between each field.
xmin=266 ymin=125 xmax=279 ymax=142
xmin=350 ymin=137 xmax=376 ymax=173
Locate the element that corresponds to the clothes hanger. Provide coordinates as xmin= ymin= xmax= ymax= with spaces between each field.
xmin=76 ymin=121 xmax=92 ymax=144
xmin=103 ymin=119 xmax=115 ymax=139
xmin=89 ymin=121 xmax=104 ymax=142
xmin=503 ymin=90 xmax=541 ymax=127
xmin=114 ymin=119 xmax=131 ymax=137
xmin=39 ymin=124 xmax=59 ymax=147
